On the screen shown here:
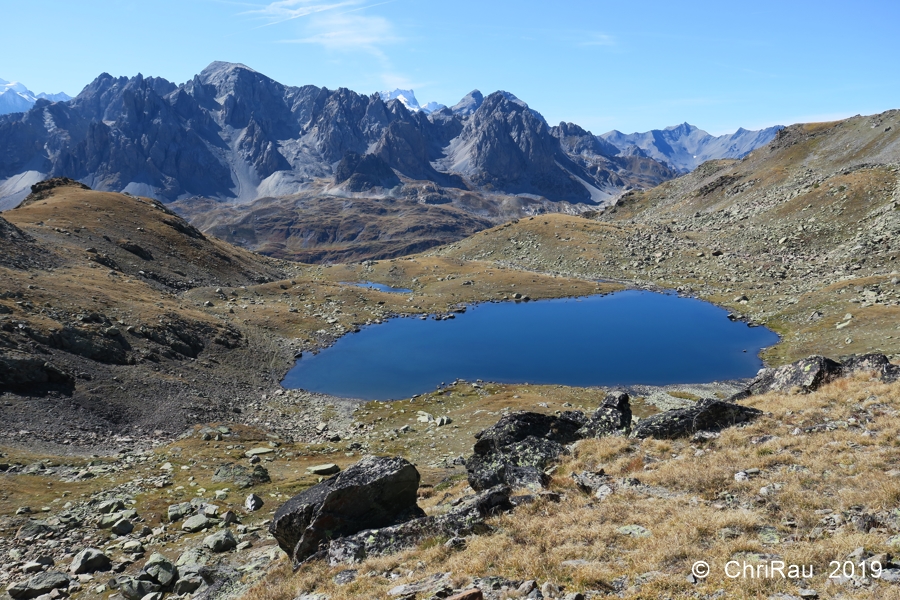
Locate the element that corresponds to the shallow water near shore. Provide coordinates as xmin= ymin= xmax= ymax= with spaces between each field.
xmin=282 ymin=290 xmax=780 ymax=400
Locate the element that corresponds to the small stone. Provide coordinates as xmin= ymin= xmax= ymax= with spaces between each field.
xmin=142 ymin=553 xmax=177 ymax=588
xmin=70 ymin=549 xmax=110 ymax=575
xmin=203 ymin=529 xmax=237 ymax=553
xmin=244 ymin=494 xmax=264 ymax=512
xmin=110 ymin=519 xmax=133 ymax=536
xmin=616 ymin=524 xmax=651 ymax=537
xmin=181 ymin=514 xmax=211 ymax=533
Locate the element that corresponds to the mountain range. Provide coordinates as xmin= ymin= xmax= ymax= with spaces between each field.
xmin=0 ymin=77 xmax=71 ymax=116
xmin=601 ymin=122 xmax=783 ymax=173
xmin=0 ymin=62 xmax=776 ymax=214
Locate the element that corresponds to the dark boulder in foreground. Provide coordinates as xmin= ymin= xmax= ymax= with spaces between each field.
xmin=630 ymin=399 xmax=762 ymax=439
xmin=577 ymin=392 xmax=632 ymax=438
xmin=327 ymin=485 xmax=512 ymax=565
xmin=270 ymin=456 xmax=424 ymax=567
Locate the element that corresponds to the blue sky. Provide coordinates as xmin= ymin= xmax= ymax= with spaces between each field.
xmin=1 ymin=0 xmax=898 ymax=134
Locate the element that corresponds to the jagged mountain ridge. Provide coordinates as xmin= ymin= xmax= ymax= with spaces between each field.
xmin=602 ymin=122 xmax=783 ymax=173
xmin=0 ymin=62 xmax=677 ymax=209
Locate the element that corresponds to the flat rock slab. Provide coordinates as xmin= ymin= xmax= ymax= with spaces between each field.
xmin=244 ymin=447 xmax=275 ymax=458
xmin=306 ymin=463 xmax=340 ymax=476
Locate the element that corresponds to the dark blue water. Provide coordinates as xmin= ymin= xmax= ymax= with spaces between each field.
xmin=282 ymin=291 xmax=779 ymax=400
xmin=342 ymin=281 xmax=413 ymax=294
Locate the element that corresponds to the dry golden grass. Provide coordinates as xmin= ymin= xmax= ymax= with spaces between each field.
xmin=239 ymin=374 xmax=900 ymax=600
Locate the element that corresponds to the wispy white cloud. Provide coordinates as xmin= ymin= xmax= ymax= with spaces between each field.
xmin=578 ymin=33 xmax=616 ymax=47
xmin=279 ymin=11 xmax=400 ymax=55
xmin=244 ymin=0 xmax=361 ymax=28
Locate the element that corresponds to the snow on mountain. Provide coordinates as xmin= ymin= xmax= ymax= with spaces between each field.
xmin=0 ymin=79 xmax=71 ymax=115
xmin=378 ymin=89 xmax=445 ymax=114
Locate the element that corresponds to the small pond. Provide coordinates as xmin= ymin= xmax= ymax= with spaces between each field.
xmin=282 ymin=290 xmax=779 ymax=400
xmin=342 ymin=281 xmax=412 ymax=294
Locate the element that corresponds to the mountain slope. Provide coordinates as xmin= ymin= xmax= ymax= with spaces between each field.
xmin=602 ymin=122 xmax=783 ymax=172
xmin=438 ymin=108 xmax=900 ymax=364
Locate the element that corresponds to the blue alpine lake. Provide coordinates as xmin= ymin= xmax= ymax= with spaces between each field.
xmin=282 ymin=290 xmax=780 ymax=400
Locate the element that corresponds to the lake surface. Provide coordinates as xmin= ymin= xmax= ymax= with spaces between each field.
xmin=282 ymin=290 xmax=779 ymax=400
xmin=342 ymin=281 xmax=412 ymax=294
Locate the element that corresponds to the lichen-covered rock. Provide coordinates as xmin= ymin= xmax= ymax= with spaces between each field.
xmin=270 ymin=456 xmax=424 ymax=567
xmin=747 ymin=355 xmax=842 ymax=395
xmin=326 ymin=486 xmax=512 ymax=565
xmin=577 ymin=392 xmax=631 ymax=438
xmin=211 ymin=463 xmax=270 ymax=488
xmin=465 ymin=436 xmax=566 ymax=491
xmin=630 ymin=399 xmax=762 ymax=439
xmin=472 ymin=411 xmax=586 ymax=455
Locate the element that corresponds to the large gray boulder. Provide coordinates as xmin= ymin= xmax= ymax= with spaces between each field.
xmin=577 ymin=392 xmax=632 ymax=438
xmin=630 ymin=399 xmax=761 ymax=439
xmin=269 ymin=456 xmax=425 ymax=567
xmin=6 ymin=571 xmax=70 ymax=599
xmin=746 ymin=355 xmax=842 ymax=395
xmin=70 ymin=548 xmax=111 ymax=574
xmin=118 ymin=577 xmax=161 ymax=600
xmin=327 ymin=485 xmax=512 ymax=565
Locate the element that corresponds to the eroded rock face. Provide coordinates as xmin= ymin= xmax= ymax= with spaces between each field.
xmin=577 ymin=393 xmax=632 ymax=438
xmin=0 ymin=350 xmax=74 ymax=391
xmin=269 ymin=456 xmax=424 ymax=567
xmin=747 ymin=355 xmax=842 ymax=395
xmin=326 ymin=485 xmax=512 ymax=565
xmin=630 ymin=399 xmax=761 ymax=439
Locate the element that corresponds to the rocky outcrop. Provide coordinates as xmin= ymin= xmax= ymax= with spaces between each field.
xmin=746 ymin=355 xmax=843 ymax=395
xmin=0 ymin=349 xmax=74 ymax=391
xmin=466 ymin=411 xmax=586 ymax=491
xmin=333 ymin=151 xmax=400 ymax=191
xmin=576 ymin=392 xmax=631 ymax=438
xmin=269 ymin=456 xmax=425 ymax=567
xmin=326 ymin=485 xmax=512 ymax=565
xmin=630 ymin=399 xmax=762 ymax=439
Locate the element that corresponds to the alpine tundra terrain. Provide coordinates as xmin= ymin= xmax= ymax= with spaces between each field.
xmin=2 ymin=109 xmax=900 ymax=600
